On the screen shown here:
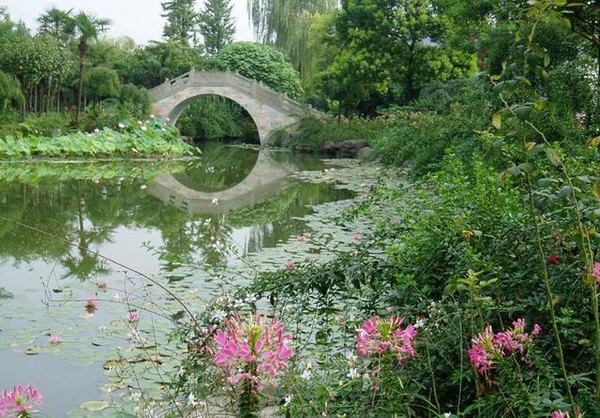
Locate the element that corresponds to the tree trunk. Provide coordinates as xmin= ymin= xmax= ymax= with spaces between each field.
xmin=76 ymin=57 xmax=85 ymax=122
xmin=597 ymin=43 xmax=600 ymax=85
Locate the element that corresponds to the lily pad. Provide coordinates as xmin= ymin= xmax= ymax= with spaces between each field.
xmin=25 ymin=345 xmax=42 ymax=355
xmin=80 ymin=400 xmax=111 ymax=412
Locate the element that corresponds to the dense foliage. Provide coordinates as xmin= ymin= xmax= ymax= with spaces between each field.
xmin=165 ymin=1 xmax=600 ymax=417
xmin=216 ymin=42 xmax=303 ymax=100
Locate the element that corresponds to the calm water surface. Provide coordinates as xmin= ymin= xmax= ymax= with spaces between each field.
xmin=0 ymin=144 xmax=354 ymax=416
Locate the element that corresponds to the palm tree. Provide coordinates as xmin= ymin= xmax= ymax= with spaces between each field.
xmin=62 ymin=12 xmax=111 ymax=122
xmin=37 ymin=7 xmax=72 ymax=42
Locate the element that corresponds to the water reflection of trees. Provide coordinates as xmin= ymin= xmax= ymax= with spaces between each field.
xmin=173 ymin=144 xmax=260 ymax=193
xmin=0 ymin=287 xmax=14 ymax=300
xmin=0 ymin=161 xmax=354 ymax=275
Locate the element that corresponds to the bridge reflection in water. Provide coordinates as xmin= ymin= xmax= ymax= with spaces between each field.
xmin=148 ymin=150 xmax=296 ymax=214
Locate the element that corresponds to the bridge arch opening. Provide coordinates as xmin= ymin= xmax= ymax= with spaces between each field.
xmin=169 ymin=94 xmax=260 ymax=145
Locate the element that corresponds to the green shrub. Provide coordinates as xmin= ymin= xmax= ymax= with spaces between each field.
xmin=271 ymin=116 xmax=385 ymax=151
xmin=119 ymin=84 xmax=152 ymax=119
xmin=0 ymin=111 xmax=72 ymax=139
xmin=84 ymin=66 xmax=121 ymax=102
xmin=216 ymin=42 xmax=303 ymax=100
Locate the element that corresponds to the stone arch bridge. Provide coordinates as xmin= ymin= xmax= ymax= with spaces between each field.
xmin=150 ymin=69 xmax=316 ymax=143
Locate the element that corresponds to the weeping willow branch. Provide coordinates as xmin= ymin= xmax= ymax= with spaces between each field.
xmin=246 ymin=0 xmax=337 ymax=77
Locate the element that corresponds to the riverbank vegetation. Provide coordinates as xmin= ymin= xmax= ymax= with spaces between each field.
xmin=167 ymin=1 xmax=600 ymax=418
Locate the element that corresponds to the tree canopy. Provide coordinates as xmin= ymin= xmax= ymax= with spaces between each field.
xmin=199 ymin=0 xmax=235 ymax=54
xmin=216 ymin=42 xmax=303 ymax=100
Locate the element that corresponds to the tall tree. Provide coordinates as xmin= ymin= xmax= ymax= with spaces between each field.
xmin=62 ymin=12 xmax=111 ymax=121
xmin=247 ymin=0 xmax=337 ymax=77
xmin=37 ymin=7 xmax=72 ymax=42
xmin=321 ymin=0 xmax=445 ymax=113
xmin=198 ymin=0 xmax=235 ymax=54
xmin=161 ymin=0 xmax=198 ymax=46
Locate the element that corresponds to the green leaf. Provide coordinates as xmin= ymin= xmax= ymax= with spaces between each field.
xmin=492 ymin=112 xmax=502 ymax=129
xmin=559 ymin=186 xmax=573 ymax=198
xmin=508 ymin=164 xmax=521 ymax=177
xmin=545 ymin=148 xmax=561 ymax=166
xmin=514 ymin=105 xmax=532 ymax=121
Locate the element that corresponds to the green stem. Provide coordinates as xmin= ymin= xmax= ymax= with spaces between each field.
xmin=523 ymin=158 xmax=574 ymax=405
xmin=525 ymin=119 xmax=600 ymax=399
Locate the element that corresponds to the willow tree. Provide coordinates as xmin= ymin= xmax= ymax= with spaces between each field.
xmin=247 ymin=0 xmax=337 ymax=80
xmin=0 ymin=70 xmax=24 ymax=112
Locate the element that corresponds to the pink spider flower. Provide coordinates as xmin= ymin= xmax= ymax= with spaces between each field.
xmin=285 ymin=262 xmax=294 ymax=271
xmin=468 ymin=325 xmax=495 ymax=375
xmin=0 ymin=385 xmax=43 ymax=416
xmin=469 ymin=319 xmax=541 ymax=376
xmin=593 ymin=262 xmax=600 ymax=285
xmin=356 ymin=316 xmax=417 ymax=364
xmin=213 ymin=314 xmax=294 ymax=391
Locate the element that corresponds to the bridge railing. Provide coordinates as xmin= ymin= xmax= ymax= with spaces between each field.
xmin=150 ymin=70 xmax=195 ymax=101
xmin=150 ymin=69 xmax=318 ymax=117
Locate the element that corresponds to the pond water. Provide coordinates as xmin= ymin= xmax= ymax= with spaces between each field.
xmin=0 ymin=144 xmax=370 ymax=416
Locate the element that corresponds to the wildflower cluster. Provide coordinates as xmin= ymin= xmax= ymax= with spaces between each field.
xmin=356 ymin=316 xmax=417 ymax=364
xmin=0 ymin=385 xmax=43 ymax=417
xmin=213 ymin=314 xmax=294 ymax=390
xmin=468 ymin=318 xmax=541 ymax=376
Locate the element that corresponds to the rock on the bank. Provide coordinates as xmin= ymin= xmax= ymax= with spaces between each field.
xmin=324 ymin=139 xmax=369 ymax=158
